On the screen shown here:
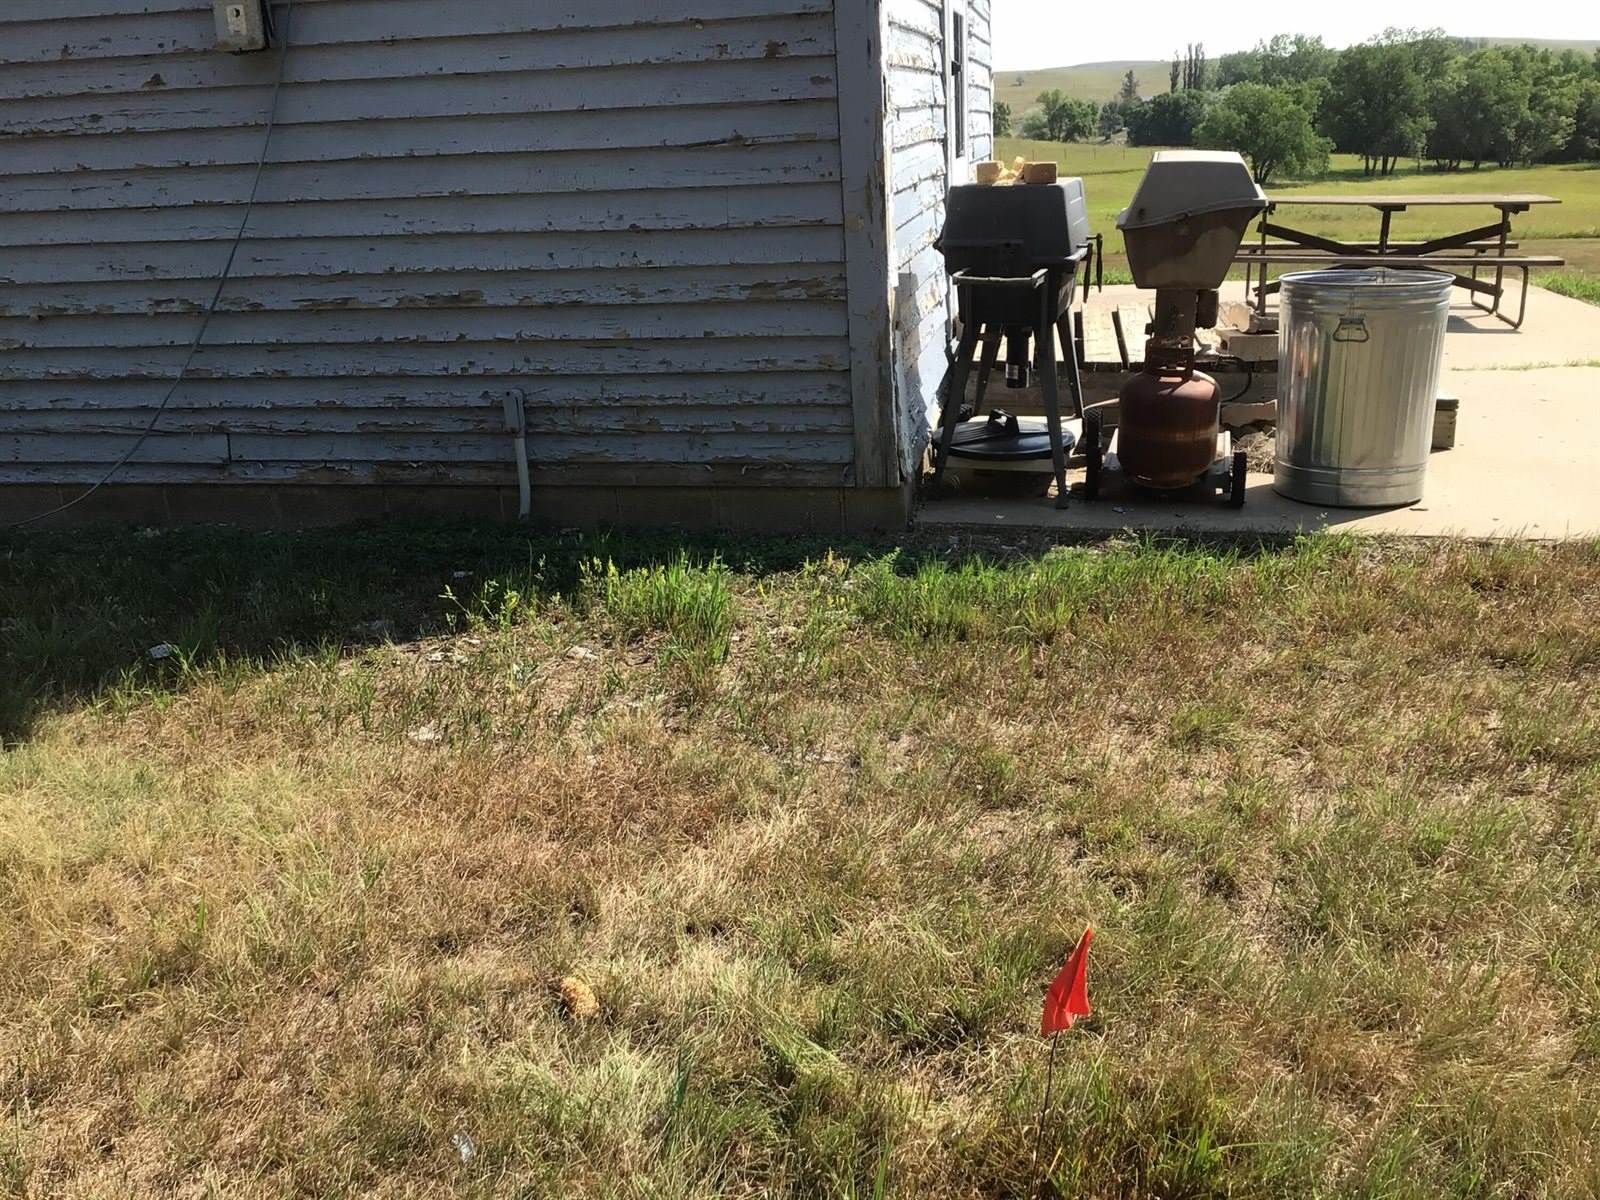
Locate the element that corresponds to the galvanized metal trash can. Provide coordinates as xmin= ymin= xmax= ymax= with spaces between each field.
xmin=1275 ymin=268 xmax=1453 ymax=507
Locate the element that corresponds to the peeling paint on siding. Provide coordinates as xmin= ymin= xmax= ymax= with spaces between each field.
xmin=0 ymin=1 xmax=864 ymax=488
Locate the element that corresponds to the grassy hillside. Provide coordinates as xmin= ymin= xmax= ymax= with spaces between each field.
xmin=996 ymin=60 xmax=1165 ymax=118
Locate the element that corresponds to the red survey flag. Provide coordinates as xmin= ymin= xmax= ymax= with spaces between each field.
xmin=1040 ymin=927 xmax=1093 ymax=1035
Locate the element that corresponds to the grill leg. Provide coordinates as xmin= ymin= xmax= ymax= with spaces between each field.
xmin=1056 ymin=313 xmax=1086 ymax=422
xmin=1036 ymin=292 xmax=1069 ymax=509
xmin=973 ymin=325 xmax=1003 ymax=415
xmin=931 ymin=320 xmax=981 ymax=488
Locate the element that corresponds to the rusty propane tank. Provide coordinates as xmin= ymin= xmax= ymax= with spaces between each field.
xmin=1116 ymin=361 xmax=1220 ymax=491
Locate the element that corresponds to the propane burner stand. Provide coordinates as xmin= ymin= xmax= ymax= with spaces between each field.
xmin=930 ymin=267 xmax=1087 ymax=508
xmin=1086 ymin=150 xmax=1269 ymax=508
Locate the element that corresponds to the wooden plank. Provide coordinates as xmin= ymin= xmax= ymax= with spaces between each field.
xmin=0 ymin=142 xmax=843 ymax=214
xmin=0 ymin=0 xmax=837 ymax=62
xmin=0 ymin=372 xmax=853 ymax=412
xmin=2 ymin=100 xmax=840 ymax=177
xmin=0 ymin=300 xmax=851 ymax=350
xmin=0 ymin=265 xmax=849 ymax=318
xmin=229 ymin=432 xmax=854 ymax=466
xmin=1269 ymin=193 xmax=1559 ymax=207
xmin=0 ymin=182 xmax=846 ymax=247
xmin=0 ymin=17 xmax=838 ymax=100
xmin=0 ymin=58 xmax=839 ymax=139
xmin=1 ymin=432 xmax=228 ymax=464
xmin=0 ymin=462 xmax=857 ymax=488
xmin=834 ymin=0 xmax=897 ymax=488
xmin=0 ymin=338 xmax=853 ymax=381
xmin=0 ymin=229 xmax=847 ymax=286
xmin=2 ymin=405 xmax=855 ymax=437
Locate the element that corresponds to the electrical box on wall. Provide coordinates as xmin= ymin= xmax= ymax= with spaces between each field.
xmin=213 ymin=0 xmax=270 ymax=52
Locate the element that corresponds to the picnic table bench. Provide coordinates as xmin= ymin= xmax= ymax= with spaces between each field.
xmin=1237 ymin=193 xmax=1563 ymax=328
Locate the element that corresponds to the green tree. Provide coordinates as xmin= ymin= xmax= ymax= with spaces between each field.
xmin=1322 ymin=31 xmax=1445 ymax=175
xmin=1215 ymin=48 xmax=1260 ymax=88
xmin=1028 ymin=89 xmax=1096 ymax=142
xmin=1119 ymin=69 xmax=1139 ymax=103
xmin=1197 ymin=83 xmax=1330 ymax=185
xmin=1098 ymin=99 xmax=1126 ymax=140
xmin=1428 ymin=50 xmax=1528 ymax=169
xmin=1516 ymin=59 xmax=1579 ymax=163
xmin=1573 ymin=77 xmax=1600 ymax=160
xmin=1429 ymin=46 xmax=1583 ymax=168
xmin=993 ymin=100 xmax=1012 ymax=139
xmin=1125 ymin=90 xmax=1210 ymax=147
xmin=1218 ymin=34 xmax=1332 ymax=89
xmin=1170 ymin=54 xmax=1180 ymax=94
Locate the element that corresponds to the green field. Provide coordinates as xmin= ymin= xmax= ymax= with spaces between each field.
xmin=994 ymin=138 xmax=1600 ymax=294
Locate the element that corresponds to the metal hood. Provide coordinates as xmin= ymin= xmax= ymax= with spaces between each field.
xmin=1116 ymin=150 xmax=1267 ymax=231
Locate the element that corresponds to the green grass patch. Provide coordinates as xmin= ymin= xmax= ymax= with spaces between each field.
xmin=1543 ymin=270 xmax=1600 ymax=306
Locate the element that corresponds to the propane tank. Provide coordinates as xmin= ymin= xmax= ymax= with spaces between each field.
xmin=1116 ymin=363 xmax=1220 ymax=490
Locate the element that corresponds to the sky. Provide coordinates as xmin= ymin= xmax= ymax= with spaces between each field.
xmin=990 ymin=0 xmax=1598 ymax=71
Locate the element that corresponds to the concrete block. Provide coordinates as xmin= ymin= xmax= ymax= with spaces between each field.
xmin=1218 ymin=300 xmax=1277 ymax=334
xmin=1220 ymin=330 xmax=1279 ymax=362
xmin=1433 ymin=395 xmax=1459 ymax=451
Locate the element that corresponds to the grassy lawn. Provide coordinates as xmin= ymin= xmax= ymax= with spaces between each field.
xmin=995 ymin=139 xmax=1600 ymax=300
xmin=4 ymin=524 xmax=1600 ymax=1197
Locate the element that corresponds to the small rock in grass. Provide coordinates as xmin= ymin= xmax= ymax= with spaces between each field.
xmin=556 ymin=975 xmax=599 ymax=1021
xmin=147 ymin=642 xmax=178 ymax=660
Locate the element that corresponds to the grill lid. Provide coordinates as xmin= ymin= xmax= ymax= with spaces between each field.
xmin=1116 ymin=150 xmax=1266 ymax=231
xmin=938 ymin=178 xmax=1091 ymax=275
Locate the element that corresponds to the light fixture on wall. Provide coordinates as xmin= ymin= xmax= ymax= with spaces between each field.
xmin=214 ymin=0 xmax=272 ymax=52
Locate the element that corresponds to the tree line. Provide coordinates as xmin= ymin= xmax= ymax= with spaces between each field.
xmin=995 ymin=31 xmax=1600 ymax=186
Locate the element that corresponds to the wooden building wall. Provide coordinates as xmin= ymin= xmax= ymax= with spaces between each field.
xmin=885 ymin=0 xmax=992 ymax=477
xmin=0 ymin=0 xmax=865 ymax=508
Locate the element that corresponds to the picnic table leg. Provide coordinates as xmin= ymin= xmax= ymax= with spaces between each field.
xmin=1490 ymin=208 xmax=1511 ymax=318
xmin=1378 ymin=209 xmax=1393 ymax=255
xmin=1509 ymin=265 xmax=1530 ymax=330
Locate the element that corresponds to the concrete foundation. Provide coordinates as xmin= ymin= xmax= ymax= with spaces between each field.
xmin=3 ymin=481 xmax=915 ymax=535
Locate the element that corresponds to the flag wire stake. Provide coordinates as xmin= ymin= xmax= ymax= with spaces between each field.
xmin=1031 ymin=1028 xmax=1061 ymax=1194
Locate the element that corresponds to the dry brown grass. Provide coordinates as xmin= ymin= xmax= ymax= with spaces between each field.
xmin=2 ymin=527 xmax=1598 ymax=1197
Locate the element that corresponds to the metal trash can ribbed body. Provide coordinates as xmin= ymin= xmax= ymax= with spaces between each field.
xmin=1275 ymin=268 xmax=1453 ymax=507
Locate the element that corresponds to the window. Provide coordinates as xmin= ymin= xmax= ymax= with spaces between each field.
xmin=951 ymin=12 xmax=966 ymax=160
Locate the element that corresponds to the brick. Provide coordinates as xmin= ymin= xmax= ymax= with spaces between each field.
xmin=1220 ymin=330 xmax=1279 ymax=362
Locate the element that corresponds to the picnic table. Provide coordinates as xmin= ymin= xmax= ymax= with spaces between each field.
xmin=1238 ymin=192 xmax=1564 ymax=328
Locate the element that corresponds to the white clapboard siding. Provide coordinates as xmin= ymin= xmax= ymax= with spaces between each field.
xmin=0 ymin=1 xmax=856 ymax=488
xmin=887 ymin=0 xmax=953 ymax=476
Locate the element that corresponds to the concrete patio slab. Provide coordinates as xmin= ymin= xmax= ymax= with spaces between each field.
xmin=917 ymin=282 xmax=1600 ymax=541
